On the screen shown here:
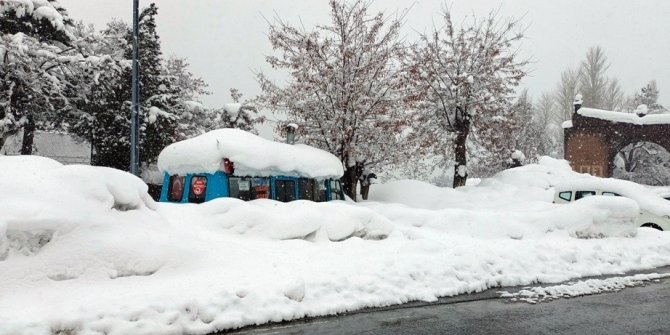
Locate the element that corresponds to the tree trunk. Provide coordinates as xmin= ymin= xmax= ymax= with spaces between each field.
xmin=452 ymin=127 xmax=469 ymax=188
xmin=0 ymin=134 xmax=6 ymax=153
xmin=20 ymin=113 xmax=35 ymax=155
xmin=341 ymin=163 xmax=363 ymax=201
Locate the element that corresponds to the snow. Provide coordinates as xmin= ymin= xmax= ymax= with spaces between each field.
xmin=499 ymin=272 xmax=670 ymax=303
xmin=578 ymin=107 xmax=670 ymax=125
xmin=147 ymin=106 xmax=170 ymax=124
xmin=157 ymin=128 xmax=344 ymax=178
xmin=0 ymin=0 xmax=67 ymax=31
xmin=457 ymin=164 xmax=467 ymax=178
xmin=0 ymin=0 xmax=33 ymax=18
xmin=562 ymin=120 xmax=573 ymax=128
xmin=223 ymin=103 xmax=241 ymax=118
xmin=2 ymin=155 xmax=670 ymax=334
xmin=634 ymin=104 xmax=649 ymax=115
xmin=32 ymin=5 xmax=64 ymax=31
xmin=511 ymin=149 xmax=525 ymax=161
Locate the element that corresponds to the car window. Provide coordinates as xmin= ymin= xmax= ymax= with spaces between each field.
xmin=601 ymin=192 xmax=620 ymax=197
xmin=575 ymin=191 xmax=596 ymax=200
xmin=558 ymin=191 xmax=572 ymax=202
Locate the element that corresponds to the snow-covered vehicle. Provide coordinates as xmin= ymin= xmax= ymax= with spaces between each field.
xmin=157 ymin=129 xmax=345 ymax=203
xmin=554 ymin=187 xmax=670 ymax=231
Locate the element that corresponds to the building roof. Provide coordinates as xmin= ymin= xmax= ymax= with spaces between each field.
xmin=157 ymin=128 xmax=344 ymax=178
xmin=577 ymin=107 xmax=670 ymax=125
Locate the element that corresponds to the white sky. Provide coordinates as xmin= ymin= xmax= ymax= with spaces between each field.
xmin=59 ymin=0 xmax=670 ymax=108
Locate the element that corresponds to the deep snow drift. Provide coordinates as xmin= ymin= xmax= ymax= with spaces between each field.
xmin=2 ymin=156 xmax=670 ymax=334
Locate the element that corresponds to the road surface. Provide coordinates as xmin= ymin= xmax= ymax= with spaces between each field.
xmin=225 ymin=268 xmax=670 ymax=335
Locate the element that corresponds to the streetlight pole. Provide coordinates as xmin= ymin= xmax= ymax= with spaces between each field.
xmin=130 ymin=0 xmax=140 ymax=175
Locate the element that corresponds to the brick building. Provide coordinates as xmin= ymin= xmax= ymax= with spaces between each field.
xmin=563 ymin=101 xmax=670 ymax=177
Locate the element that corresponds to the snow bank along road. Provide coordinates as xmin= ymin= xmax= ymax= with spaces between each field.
xmin=1 ymin=156 xmax=670 ymax=334
xmin=228 ymin=268 xmax=670 ymax=335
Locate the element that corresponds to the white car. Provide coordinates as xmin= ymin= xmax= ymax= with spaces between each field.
xmin=554 ymin=189 xmax=670 ymax=231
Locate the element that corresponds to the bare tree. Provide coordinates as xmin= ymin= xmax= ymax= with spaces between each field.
xmin=256 ymin=0 xmax=415 ymax=200
xmin=407 ymin=8 xmax=527 ymax=187
xmin=554 ymin=68 xmax=580 ymax=123
xmin=534 ymin=92 xmax=561 ymax=156
xmin=579 ymin=46 xmax=610 ymax=109
xmin=602 ymin=78 xmax=624 ymax=111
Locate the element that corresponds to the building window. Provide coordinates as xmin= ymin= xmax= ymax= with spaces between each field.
xmin=229 ymin=176 xmax=253 ymax=200
xmin=330 ymin=179 xmax=343 ymax=200
xmin=314 ymin=179 xmax=327 ymax=202
xmin=188 ymin=175 xmax=208 ymax=203
xmin=229 ymin=176 xmax=270 ymax=200
xmin=167 ymin=175 xmax=185 ymax=202
xmin=299 ymin=178 xmax=315 ymax=201
xmin=274 ymin=179 xmax=296 ymax=202
xmin=253 ymin=177 xmax=270 ymax=199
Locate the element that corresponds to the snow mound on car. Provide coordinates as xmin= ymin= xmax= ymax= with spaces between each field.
xmin=0 ymin=156 xmax=159 ymax=261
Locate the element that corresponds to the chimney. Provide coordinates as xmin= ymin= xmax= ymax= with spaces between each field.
xmin=573 ymin=94 xmax=583 ymax=113
xmin=286 ymin=123 xmax=298 ymax=144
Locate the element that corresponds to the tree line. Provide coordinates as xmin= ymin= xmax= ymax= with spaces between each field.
xmin=1 ymin=0 xmax=262 ymax=173
xmin=2 ymin=0 xmax=665 ymax=199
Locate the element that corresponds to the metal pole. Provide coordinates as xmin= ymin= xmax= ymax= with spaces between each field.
xmin=130 ymin=0 xmax=140 ymax=175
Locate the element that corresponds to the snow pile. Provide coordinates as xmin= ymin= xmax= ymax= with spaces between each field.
xmin=157 ymin=128 xmax=343 ymax=178
xmin=578 ymin=107 xmax=670 ymax=125
xmin=499 ymin=272 xmax=670 ymax=303
xmin=555 ymin=177 xmax=670 ymax=218
xmin=161 ymin=198 xmax=392 ymax=241
xmin=370 ymin=156 xmax=670 ymax=218
xmin=0 ymin=156 xmax=157 ymax=261
xmin=2 ymin=156 xmax=670 ymax=334
xmin=569 ymin=196 xmax=639 ymax=238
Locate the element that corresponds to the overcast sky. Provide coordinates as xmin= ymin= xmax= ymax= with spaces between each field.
xmin=59 ymin=0 xmax=670 ymax=108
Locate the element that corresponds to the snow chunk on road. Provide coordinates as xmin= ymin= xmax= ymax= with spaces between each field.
xmin=499 ymin=272 xmax=670 ymax=303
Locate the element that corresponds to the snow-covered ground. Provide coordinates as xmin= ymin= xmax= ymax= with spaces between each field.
xmin=2 ymin=156 xmax=670 ymax=334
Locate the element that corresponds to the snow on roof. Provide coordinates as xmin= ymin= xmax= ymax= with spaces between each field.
xmin=578 ymin=107 xmax=670 ymax=125
xmin=157 ymin=128 xmax=344 ymax=178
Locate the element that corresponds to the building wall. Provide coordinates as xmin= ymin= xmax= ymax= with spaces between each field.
xmin=564 ymin=111 xmax=670 ymax=179
xmin=565 ymin=132 xmax=609 ymax=177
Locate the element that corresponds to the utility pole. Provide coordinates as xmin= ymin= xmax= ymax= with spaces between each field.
xmin=130 ymin=0 xmax=140 ymax=175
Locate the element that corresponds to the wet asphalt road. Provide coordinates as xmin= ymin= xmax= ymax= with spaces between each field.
xmin=226 ymin=268 xmax=670 ymax=335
